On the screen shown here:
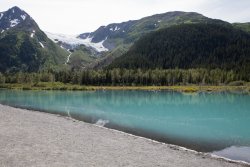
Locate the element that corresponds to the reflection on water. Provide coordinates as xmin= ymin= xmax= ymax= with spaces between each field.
xmin=212 ymin=146 xmax=250 ymax=162
xmin=0 ymin=90 xmax=250 ymax=162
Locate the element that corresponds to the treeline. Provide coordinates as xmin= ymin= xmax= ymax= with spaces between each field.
xmin=0 ymin=68 xmax=248 ymax=86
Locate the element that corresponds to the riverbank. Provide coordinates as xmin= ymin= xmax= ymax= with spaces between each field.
xmin=1 ymin=82 xmax=250 ymax=93
xmin=0 ymin=104 xmax=248 ymax=167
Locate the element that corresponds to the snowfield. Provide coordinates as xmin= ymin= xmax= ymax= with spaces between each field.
xmin=45 ymin=32 xmax=109 ymax=52
xmin=10 ymin=19 xmax=20 ymax=27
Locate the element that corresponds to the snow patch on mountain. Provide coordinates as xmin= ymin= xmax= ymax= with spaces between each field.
xmin=10 ymin=19 xmax=20 ymax=27
xmin=45 ymin=32 xmax=109 ymax=52
xmin=110 ymin=26 xmax=120 ymax=32
xmin=1 ymin=30 xmax=4 ymax=33
xmin=0 ymin=13 xmax=3 ymax=20
xmin=30 ymin=30 xmax=35 ymax=38
xmin=21 ymin=14 xmax=26 ymax=20
xmin=114 ymin=26 xmax=120 ymax=31
xmin=39 ymin=42 xmax=44 ymax=48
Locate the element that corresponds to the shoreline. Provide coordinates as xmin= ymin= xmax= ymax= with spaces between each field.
xmin=1 ymin=83 xmax=250 ymax=93
xmin=0 ymin=104 xmax=249 ymax=167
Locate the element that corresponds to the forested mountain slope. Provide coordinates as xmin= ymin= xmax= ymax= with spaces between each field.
xmin=109 ymin=23 xmax=250 ymax=75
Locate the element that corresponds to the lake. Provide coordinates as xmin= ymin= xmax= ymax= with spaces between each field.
xmin=0 ymin=90 xmax=249 ymax=163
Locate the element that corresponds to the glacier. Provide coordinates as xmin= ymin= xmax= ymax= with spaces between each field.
xmin=45 ymin=32 xmax=109 ymax=52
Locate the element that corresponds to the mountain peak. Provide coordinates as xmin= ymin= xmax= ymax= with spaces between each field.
xmin=0 ymin=6 xmax=69 ymax=73
xmin=5 ymin=6 xmax=27 ymax=17
xmin=9 ymin=6 xmax=23 ymax=12
xmin=0 ymin=6 xmax=33 ymax=32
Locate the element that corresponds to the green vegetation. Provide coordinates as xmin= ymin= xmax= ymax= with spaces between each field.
xmin=0 ymin=22 xmax=68 ymax=73
xmin=0 ymin=82 xmax=91 ymax=91
xmin=126 ymin=12 xmax=228 ymax=42
xmin=0 ymin=68 xmax=249 ymax=89
xmin=86 ymin=12 xmax=229 ymax=69
xmin=90 ymin=44 xmax=132 ymax=69
xmin=109 ymin=24 xmax=250 ymax=78
xmin=233 ymin=22 xmax=250 ymax=33
xmin=1 ymin=68 xmax=249 ymax=92
xmin=1 ymin=83 xmax=249 ymax=93
xmin=68 ymin=45 xmax=98 ymax=70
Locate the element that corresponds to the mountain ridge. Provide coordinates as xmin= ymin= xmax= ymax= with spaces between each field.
xmin=78 ymin=11 xmax=229 ymax=50
xmin=1 ymin=6 xmax=250 ymax=73
xmin=76 ymin=11 xmax=232 ymax=69
xmin=50 ymin=11 xmax=224 ymax=69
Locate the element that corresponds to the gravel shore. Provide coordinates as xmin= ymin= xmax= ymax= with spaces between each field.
xmin=0 ymin=104 xmax=248 ymax=167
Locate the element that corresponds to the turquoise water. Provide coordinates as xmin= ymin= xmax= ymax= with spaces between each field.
xmin=0 ymin=90 xmax=250 ymax=162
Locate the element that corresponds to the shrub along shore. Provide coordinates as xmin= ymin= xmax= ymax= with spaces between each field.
xmin=0 ymin=82 xmax=250 ymax=93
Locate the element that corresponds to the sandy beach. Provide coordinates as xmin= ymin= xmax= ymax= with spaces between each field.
xmin=0 ymin=104 xmax=248 ymax=167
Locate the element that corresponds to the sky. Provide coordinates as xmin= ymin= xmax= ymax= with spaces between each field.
xmin=1 ymin=0 xmax=250 ymax=34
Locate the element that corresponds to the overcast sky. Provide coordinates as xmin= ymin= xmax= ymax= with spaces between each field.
xmin=1 ymin=0 xmax=250 ymax=34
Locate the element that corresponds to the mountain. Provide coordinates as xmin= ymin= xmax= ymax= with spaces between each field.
xmin=77 ymin=11 xmax=230 ymax=69
xmin=78 ymin=11 xmax=228 ymax=50
xmin=233 ymin=22 xmax=250 ymax=33
xmin=0 ymin=6 xmax=27 ymax=32
xmin=109 ymin=23 xmax=250 ymax=74
xmin=45 ymin=11 xmax=230 ymax=70
xmin=2 ymin=7 xmax=248 ymax=72
xmin=0 ymin=6 xmax=68 ymax=72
